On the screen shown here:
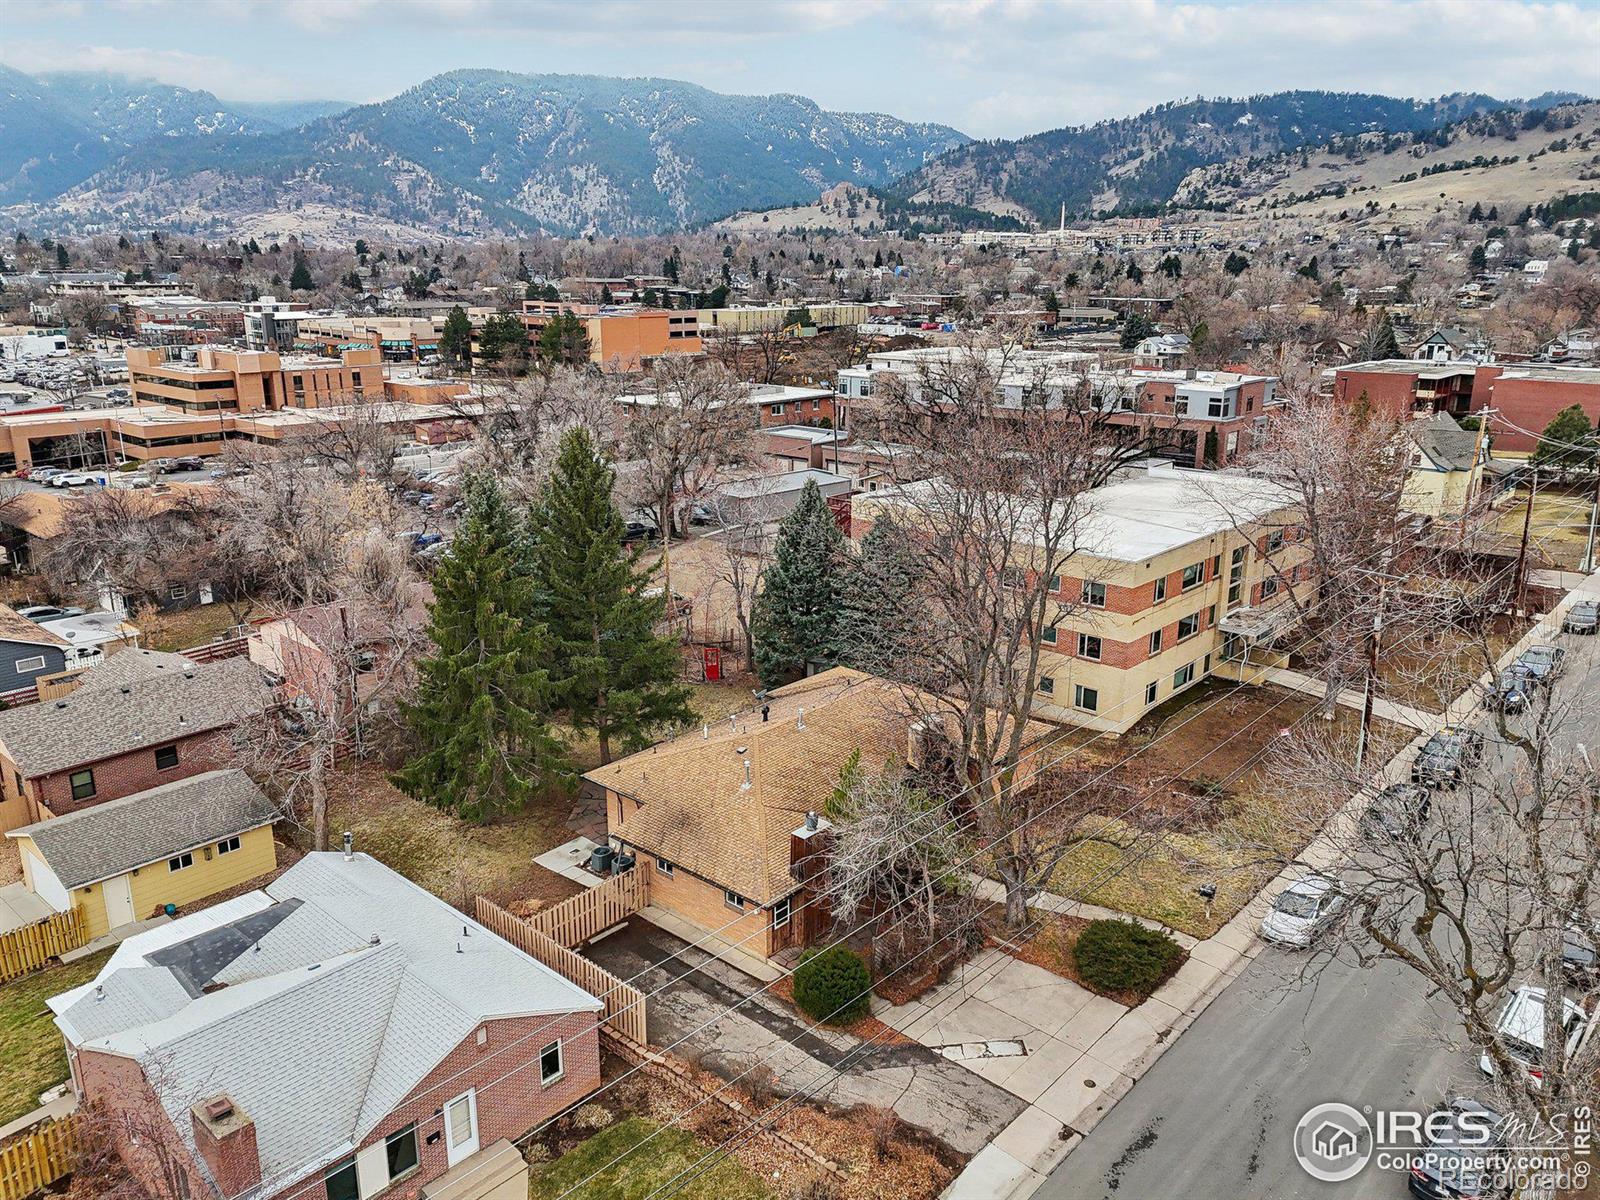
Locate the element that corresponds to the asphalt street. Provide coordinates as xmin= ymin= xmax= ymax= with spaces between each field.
xmin=1039 ymin=615 xmax=1600 ymax=1200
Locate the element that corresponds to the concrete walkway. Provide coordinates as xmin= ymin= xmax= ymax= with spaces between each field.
xmin=1258 ymin=665 xmax=1437 ymax=729
xmin=939 ymin=570 xmax=1600 ymax=1199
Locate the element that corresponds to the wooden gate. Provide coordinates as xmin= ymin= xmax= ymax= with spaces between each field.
xmin=0 ymin=1119 xmax=77 ymax=1200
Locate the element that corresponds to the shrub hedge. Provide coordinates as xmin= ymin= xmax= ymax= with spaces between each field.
xmin=1072 ymin=919 xmax=1182 ymax=997
xmin=792 ymin=945 xmax=871 ymax=1024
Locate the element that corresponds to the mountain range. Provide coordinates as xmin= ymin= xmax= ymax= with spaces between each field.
xmin=1 ymin=68 xmax=965 ymax=237
xmin=0 ymin=66 xmax=1588 ymax=239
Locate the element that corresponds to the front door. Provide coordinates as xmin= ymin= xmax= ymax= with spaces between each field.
xmin=102 ymin=874 xmax=136 ymax=929
xmin=444 ymin=1090 xmax=478 ymax=1165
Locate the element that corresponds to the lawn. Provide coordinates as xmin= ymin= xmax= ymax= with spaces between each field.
xmin=1045 ymin=683 xmax=1410 ymax=938
xmin=0 ymin=950 xmax=112 ymax=1125
xmin=528 ymin=1116 xmax=773 ymax=1200
xmin=138 ymin=602 xmax=255 ymax=652
xmin=1376 ymin=613 xmax=1530 ymax=712
xmin=1488 ymin=485 xmax=1594 ymax=571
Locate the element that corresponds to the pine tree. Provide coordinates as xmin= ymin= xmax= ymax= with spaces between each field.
xmin=289 ymin=253 xmax=315 ymax=291
xmin=530 ymin=429 xmax=693 ymax=764
xmin=392 ymin=476 xmax=568 ymax=821
xmin=1531 ymin=405 xmax=1595 ymax=473
xmin=1470 ymin=244 xmax=1488 ymax=271
xmin=440 ymin=305 xmax=473 ymax=368
xmin=837 ymin=516 xmax=923 ymax=677
xmin=752 ymin=481 xmax=848 ymax=686
xmin=536 ymin=309 xmax=591 ymax=368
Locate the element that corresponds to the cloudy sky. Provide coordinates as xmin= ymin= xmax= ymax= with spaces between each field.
xmin=6 ymin=0 xmax=1598 ymax=139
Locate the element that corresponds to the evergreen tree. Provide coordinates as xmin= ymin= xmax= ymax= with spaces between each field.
xmin=1041 ymin=289 xmax=1060 ymax=315
xmin=536 ymin=309 xmax=591 ymax=368
xmin=837 ymin=516 xmax=923 ymax=676
xmin=1119 ymin=311 xmax=1155 ymax=350
xmin=393 ymin=476 xmax=568 ymax=821
xmin=752 ymin=481 xmax=848 ymax=686
xmin=1224 ymin=251 xmax=1250 ymax=276
xmin=1468 ymin=202 xmax=1484 ymax=222
xmin=478 ymin=313 xmax=529 ymax=373
xmin=55 ymin=243 xmax=68 ymax=269
xmin=1531 ymin=405 xmax=1596 ymax=473
xmin=599 ymin=284 xmax=615 ymax=304
xmin=289 ymin=252 xmax=315 ymax=291
xmin=530 ymin=429 xmax=693 ymax=764
xmin=440 ymin=305 xmax=473 ymax=368
xmin=1470 ymin=244 xmax=1488 ymax=271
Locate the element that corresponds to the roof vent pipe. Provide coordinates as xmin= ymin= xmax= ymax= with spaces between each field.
xmin=797 ymin=707 xmax=806 ymax=730
xmin=342 ymin=831 xmax=353 ymax=861
xmin=741 ymin=758 xmax=752 ymax=790
xmin=805 ymin=810 xmax=818 ymax=832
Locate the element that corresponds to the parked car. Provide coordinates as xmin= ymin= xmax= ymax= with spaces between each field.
xmin=1411 ymin=726 xmax=1485 ymax=788
xmin=1478 ymin=985 xmax=1591 ymax=1088
xmin=1483 ymin=666 xmax=1535 ymax=714
xmin=1563 ymin=924 xmax=1598 ymax=985
xmin=27 ymin=466 xmax=62 ymax=482
xmin=169 ymin=456 xmax=205 ymax=472
xmin=1562 ymin=601 xmax=1599 ymax=635
xmin=17 ymin=605 xmax=83 ymax=621
xmin=1514 ymin=644 xmax=1565 ymax=685
xmin=1405 ymin=1098 xmax=1505 ymax=1199
xmin=48 ymin=471 xmax=96 ymax=488
xmin=1361 ymin=783 xmax=1432 ymax=841
xmin=1259 ymin=875 xmax=1345 ymax=947
xmin=149 ymin=458 xmax=176 ymax=474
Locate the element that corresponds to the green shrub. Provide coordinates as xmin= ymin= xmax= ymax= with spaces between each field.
xmin=792 ymin=945 xmax=871 ymax=1025
xmin=1072 ymin=919 xmax=1182 ymax=996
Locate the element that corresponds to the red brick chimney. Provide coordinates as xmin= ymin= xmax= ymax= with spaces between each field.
xmin=191 ymin=1095 xmax=260 ymax=1198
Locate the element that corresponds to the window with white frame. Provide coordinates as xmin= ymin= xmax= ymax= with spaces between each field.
xmin=216 ymin=836 xmax=240 ymax=855
xmin=539 ymin=1040 xmax=563 ymax=1085
xmin=14 ymin=656 xmax=45 ymax=673
xmin=1077 ymin=633 xmax=1102 ymax=660
xmin=1181 ymin=562 xmax=1205 ymax=591
xmin=1073 ymin=685 xmax=1099 ymax=712
xmin=1145 ymin=680 xmax=1159 ymax=705
xmin=1174 ymin=662 xmax=1196 ymax=688
xmin=1148 ymin=629 xmax=1163 ymax=654
xmin=1038 ymin=675 xmax=1055 ymax=695
xmin=1042 ymin=625 xmax=1057 ymax=645
xmin=654 ymin=856 xmax=674 ymax=877
xmin=1177 ymin=612 xmax=1200 ymax=640
xmin=724 ymin=889 xmax=747 ymax=911
xmin=1081 ymin=580 xmax=1106 ymax=608
xmin=1266 ymin=529 xmax=1285 ymax=552
xmin=169 ymin=851 xmax=194 ymax=872
xmin=1152 ymin=577 xmax=1167 ymax=603
xmin=772 ymin=896 xmax=791 ymax=928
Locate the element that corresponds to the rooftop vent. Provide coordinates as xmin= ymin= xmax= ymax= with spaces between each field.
xmin=805 ymin=811 xmax=818 ymax=832
xmin=342 ymin=831 xmax=353 ymax=861
xmin=741 ymin=758 xmax=752 ymax=790
xmin=796 ymin=707 xmax=806 ymax=731
xmin=203 ymin=1096 xmax=235 ymax=1122
xmin=120 ymin=686 xmax=131 ymax=694
xmin=54 ymin=700 xmax=67 ymax=709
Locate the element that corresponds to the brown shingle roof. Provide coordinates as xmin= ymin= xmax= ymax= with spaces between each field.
xmin=585 ymin=667 xmax=1054 ymax=904
xmin=0 ymin=604 xmax=68 ymax=649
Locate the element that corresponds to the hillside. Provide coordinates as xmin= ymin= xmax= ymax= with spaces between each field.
xmin=891 ymin=90 xmax=1587 ymax=224
xmin=0 ymin=67 xmax=350 ymax=205
xmin=1173 ymin=101 xmax=1600 ymax=222
xmin=5 ymin=68 xmax=967 ymax=239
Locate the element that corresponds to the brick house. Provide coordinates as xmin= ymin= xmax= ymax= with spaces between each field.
xmin=0 ymin=650 xmax=273 ymax=833
xmin=51 ymin=852 xmax=603 ymax=1200
xmin=584 ymin=668 xmax=1054 ymax=959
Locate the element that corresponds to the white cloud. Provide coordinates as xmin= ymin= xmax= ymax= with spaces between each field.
xmin=3 ymin=41 xmax=310 ymax=102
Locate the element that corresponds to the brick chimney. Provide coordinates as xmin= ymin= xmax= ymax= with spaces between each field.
xmin=191 ymin=1095 xmax=260 ymax=1198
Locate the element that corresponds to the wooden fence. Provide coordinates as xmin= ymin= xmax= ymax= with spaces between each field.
xmin=474 ymin=897 xmax=648 ymax=1044
xmin=0 ymin=1118 xmax=77 ymax=1200
xmin=179 ymin=635 xmax=250 ymax=664
xmin=0 ymin=909 xmax=86 ymax=985
xmin=524 ymin=866 xmax=651 ymax=949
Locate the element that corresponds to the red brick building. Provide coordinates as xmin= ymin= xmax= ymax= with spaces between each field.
xmin=0 ymin=651 xmax=272 ymax=833
xmin=51 ymin=853 xmax=603 ymax=1200
xmin=1332 ymin=360 xmax=1600 ymax=453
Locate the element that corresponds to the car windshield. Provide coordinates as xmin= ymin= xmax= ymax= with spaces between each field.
xmin=1522 ymin=649 xmax=1556 ymax=666
xmin=1503 ymin=1036 xmax=1542 ymax=1066
xmin=1275 ymin=891 xmax=1322 ymax=919
xmin=1498 ymin=672 xmax=1527 ymax=689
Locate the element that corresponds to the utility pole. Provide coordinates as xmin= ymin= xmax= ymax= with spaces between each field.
xmin=1583 ymin=433 xmax=1600 ymax=574
xmin=1513 ymin=464 xmax=1537 ymax=615
xmin=1460 ymin=407 xmax=1493 ymax=547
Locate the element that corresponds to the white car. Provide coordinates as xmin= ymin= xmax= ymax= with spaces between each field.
xmin=1479 ymin=985 xmax=1591 ymax=1088
xmin=1259 ymin=875 xmax=1345 ymax=947
xmin=48 ymin=471 xmax=96 ymax=488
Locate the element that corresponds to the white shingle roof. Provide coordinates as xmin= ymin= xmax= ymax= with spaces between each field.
xmin=53 ymin=853 xmax=601 ymax=1200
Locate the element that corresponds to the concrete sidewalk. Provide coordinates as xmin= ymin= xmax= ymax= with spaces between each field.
xmin=939 ymin=572 xmax=1600 ymax=1199
xmin=1258 ymin=665 xmax=1436 ymax=729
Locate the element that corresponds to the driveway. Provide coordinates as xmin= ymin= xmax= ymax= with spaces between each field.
xmin=586 ymin=921 xmax=1025 ymax=1156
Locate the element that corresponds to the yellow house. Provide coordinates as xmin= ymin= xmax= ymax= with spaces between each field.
xmin=1401 ymin=411 xmax=1488 ymax=523
xmin=854 ymin=461 xmax=1309 ymax=735
xmin=7 ymin=769 xmax=277 ymax=940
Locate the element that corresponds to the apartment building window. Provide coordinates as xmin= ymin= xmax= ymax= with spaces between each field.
xmin=1049 ymin=574 xmax=1062 ymax=592
xmin=1266 ymin=529 xmax=1285 ymax=553
xmin=770 ymin=404 xmax=784 ymax=416
xmin=1148 ymin=629 xmax=1163 ymax=654
xmin=1042 ymin=625 xmax=1057 ymax=645
xmin=1211 ymin=555 xmax=1221 ymax=578
xmin=1073 ymin=685 xmax=1099 ymax=712
xmin=14 ymin=656 xmax=45 ymax=673
xmin=169 ymin=851 xmax=194 ymax=872
xmin=1152 ymin=577 xmax=1167 ymax=604
xmin=1001 ymin=565 xmax=1027 ymax=589
xmin=1077 ymin=633 xmax=1102 ymax=661
xmin=1082 ymin=580 xmax=1106 ymax=608
xmin=772 ymin=896 xmax=792 ymax=928
xmin=539 ymin=1040 xmax=564 ymax=1086
xmin=654 ymin=857 xmax=674 ymax=877
xmin=216 ymin=836 xmax=240 ymax=855
xmin=1177 ymin=613 xmax=1200 ymax=641
xmin=1174 ymin=662 xmax=1196 ymax=689
xmin=1145 ymin=680 xmax=1159 ymax=706
xmin=1038 ymin=675 xmax=1055 ymax=696
xmin=1181 ymin=562 xmax=1205 ymax=591
xmin=154 ymin=744 xmax=179 ymax=771
xmin=324 ymin=1158 xmax=358 ymax=1200
xmin=1204 ymin=654 xmax=1213 ymax=673
xmin=725 ymin=889 xmax=747 ymax=911
xmin=70 ymin=769 xmax=95 ymax=801
xmin=1228 ymin=547 xmax=1246 ymax=606
xmin=1207 ymin=605 xmax=1217 ymax=626
xmin=1261 ymin=577 xmax=1279 ymax=600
